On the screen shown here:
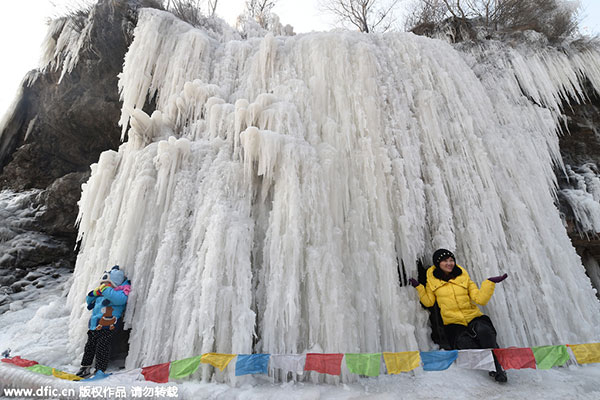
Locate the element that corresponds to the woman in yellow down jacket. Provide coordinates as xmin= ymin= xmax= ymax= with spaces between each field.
xmin=409 ymin=248 xmax=508 ymax=382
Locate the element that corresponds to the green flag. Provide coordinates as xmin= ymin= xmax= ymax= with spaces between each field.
xmin=25 ymin=364 xmax=53 ymax=376
xmin=345 ymin=353 xmax=381 ymax=377
xmin=169 ymin=356 xmax=202 ymax=379
xmin=532 ymin=345 xmax=570 ymax=370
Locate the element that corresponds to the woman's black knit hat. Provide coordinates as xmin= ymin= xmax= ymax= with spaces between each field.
xmin=432 ymin=248 xmax=455 ymax=267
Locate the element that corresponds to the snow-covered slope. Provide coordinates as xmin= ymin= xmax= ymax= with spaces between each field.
xmin=65 ymin=8 xmax=600 ymax=381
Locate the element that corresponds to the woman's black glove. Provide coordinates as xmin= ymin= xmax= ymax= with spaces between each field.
xmin=408 ymin=278 xmax=419 ymax=288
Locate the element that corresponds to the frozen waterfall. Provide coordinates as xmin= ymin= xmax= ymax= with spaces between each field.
xmin=66 ymin=9 xmax=600 ymax=381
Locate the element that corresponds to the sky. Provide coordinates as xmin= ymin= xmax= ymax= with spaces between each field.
xmin=0 ymin=0 xmax=599 ymax=118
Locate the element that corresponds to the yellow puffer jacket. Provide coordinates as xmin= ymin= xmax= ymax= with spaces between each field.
xmin=416 ymin=265 xmax=495 ymax=326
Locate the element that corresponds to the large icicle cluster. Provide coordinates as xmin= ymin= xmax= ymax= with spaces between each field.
xmin=67 ymin=9 xmax=600 ymax=381
xmin=39 ymin=15 xmax=93 ymax=83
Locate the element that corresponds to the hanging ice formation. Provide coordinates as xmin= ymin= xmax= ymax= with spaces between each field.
xmin=66 ymin=9 xmax=600 ymax=380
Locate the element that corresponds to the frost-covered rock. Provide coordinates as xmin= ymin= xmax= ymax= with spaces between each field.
xmin=0 ymin=0 xmax=163 ymax=278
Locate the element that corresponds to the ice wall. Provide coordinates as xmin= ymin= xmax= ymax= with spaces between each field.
xmin=67 ymin=9 xmax=600 ymax=380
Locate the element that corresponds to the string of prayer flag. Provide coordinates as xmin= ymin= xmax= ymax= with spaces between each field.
xmin=1 ymin=356 xmax=38 ymax=367
xmin=493 ymin=348 xmax=536 ymax=370
xmin=52 ymin=368 xmax=82 ymax=381
xmin=304 ymin=353 xmax=344 ymax=375
xmin=567 ymin=343 xmax=600 ymax=364
xmin=382 ymin=351 xmax=420 ymax=374
xmin=235 ymin=354 xmax=270 ymax=376
xmin=7 ymin=340 xmax=600 ymax=384
xmin=200 ymin=353 xmax=236 ymax=371
xmin=82 ymin=370 xmax=111 ymax=381
xmin=24 ymin=364 xmax=53 ymax=376
xmin=532 ymin=345 xmax=570 ymax=370
xmin=455 ymin=349 xmax=495 ymax=371
xmin=269 ymin=354 xmax=306 ymax=374
xmin=420 ymin=350 xmax=458 ymax=371
xmin=345 ymin=353 xmax=381 ymax=377
xmin=141 ymin=362 xmax=170 ymax=383
xmin=169 ymin=356 xmax=202 ymax=379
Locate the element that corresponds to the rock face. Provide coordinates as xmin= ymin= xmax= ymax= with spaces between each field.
xmin=0 ymin=1 xmax=136 ymax=190
xmin=557 ymin=88 xmax=600 ymax=294
xmin=0 ymin=0 xmax=159 ymax=289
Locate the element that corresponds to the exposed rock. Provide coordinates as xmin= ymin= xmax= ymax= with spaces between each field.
xmin=0 ymin=1 xmax=132 ymax=190
xmin=0 ymin=0 xmax=161 ymax=286
xmin=556 ymin=83 xmax=600 ymax=294
xmin=35 ymin=171 xmax=90 ymax=238
xmin=412 ymin=17 xmax=478 ymax=44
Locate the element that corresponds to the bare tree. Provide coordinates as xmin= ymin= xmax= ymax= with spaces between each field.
xmin=207 ymin=0 xmax=218 ymax=16
xmin=162 ymin=0 xmax=219 ymax=20
xmin=320 ymin=0 xmax=402 ymax=33
xmin=245 ymin=0 xmax=279 ymax=29
xmin=406 ymin=0 xmax=580 ymax=39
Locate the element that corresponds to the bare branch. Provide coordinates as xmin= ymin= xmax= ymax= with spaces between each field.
xmin=407 ymin=0 xmax=581 ymax=40
xmin=245 ymin=0 xmax=279 ymax=28
xmin=208 ymin=0 xmax=218 ymax=16
xmin=320 ymin=0 xmax=401 ymax=33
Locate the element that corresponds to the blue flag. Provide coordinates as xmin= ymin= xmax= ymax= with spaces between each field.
xmin=420 ymin=350 xmax=458 ymax=371
xmin=235 ymin=354 xmax=270 ymax=376
xmin=83 ymin=370 xmax=112 ymax=381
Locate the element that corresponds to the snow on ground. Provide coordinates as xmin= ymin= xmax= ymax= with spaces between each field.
xmin=1 ymin=277 xmax=599 ymax=399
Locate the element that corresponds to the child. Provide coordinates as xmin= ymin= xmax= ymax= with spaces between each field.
xmin=76 ymin=265 xmax=130 ymax=378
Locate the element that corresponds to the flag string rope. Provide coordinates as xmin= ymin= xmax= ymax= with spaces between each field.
xmin=1 ymin=343 xmax=599 ymax=383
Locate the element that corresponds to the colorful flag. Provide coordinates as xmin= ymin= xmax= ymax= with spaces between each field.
xmin=304 ymin=353 xmax=344 ymax=375
xmin=270 ymin=354 xmax=306 ymax=374
xmin=420 ymin=350 xmax=458 ymax=371
xmin=201 ymin=353 xmax=236 ymax=371
xmin=83 ymin=370 xmax=111 ymax=381
xmin=1 ymin=356 xmax=38 ymax=367
xmin=25 ymin=364 xmax=53 ymax=376
xmin=169 ymin=356 xmax=202 ymax=379
xmin=568 ymin=343 xmax=600 ymax=364
xmin=142 ymin=362 xmax=170 ymax=383
xmin=456 ymin=349 xmax=495 ymax=371
xmin=345 ymin=353 xmax=381 ymax=377
xmin=111 ymin=368 xmax=143 ymax=380
xmin=532 ymin=345 xmax=570 ymax=370
xmin=493 ymin=348 xmax=536 ymax=370
xmin=235 ymin=354 xmax=270 ymax=376
xmin=383 ymin=351 xmax=420 ymax=374
xmin=52 ymin=369 xmax=82 ymax=381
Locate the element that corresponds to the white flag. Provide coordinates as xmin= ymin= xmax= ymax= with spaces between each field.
xmin=270 ymin=354 xmax=306 ymax=375
xmin=456 ymin=349 xmax=495 ymax=371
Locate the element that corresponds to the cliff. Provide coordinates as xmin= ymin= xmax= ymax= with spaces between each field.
xmin=0 ymin=0 xmax=158 ymax=292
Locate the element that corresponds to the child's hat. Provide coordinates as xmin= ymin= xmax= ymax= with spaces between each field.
xmin=101 ymin=265 xmax=126 ymax=287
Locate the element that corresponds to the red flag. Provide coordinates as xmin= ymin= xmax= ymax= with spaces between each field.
xmin=1 ymin=356 xmax=38 ymax=367
xmin=493 ymin=348 xmax=536 ymax=370
xmin=141 ymin=362 xmax=170 ymax=383
xmin=304 ymin=353 xmax=344 ymax=375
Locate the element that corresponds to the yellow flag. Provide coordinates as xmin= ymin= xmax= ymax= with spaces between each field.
xmin=52 ymin=368 xmax=82 ymax=381
xmin=200 ymin=353 xmax=236 ymax=371
xmin=569 ymin=343 xmax=600 ymax=364
xmin=383 ymin=351 xmax=420 ymax=374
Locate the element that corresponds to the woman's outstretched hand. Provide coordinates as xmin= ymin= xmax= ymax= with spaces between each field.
xmin=488 ymin=273 xmax=508 ymax=283
xmin=408 ymin=278 xmax=420 ymax=288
